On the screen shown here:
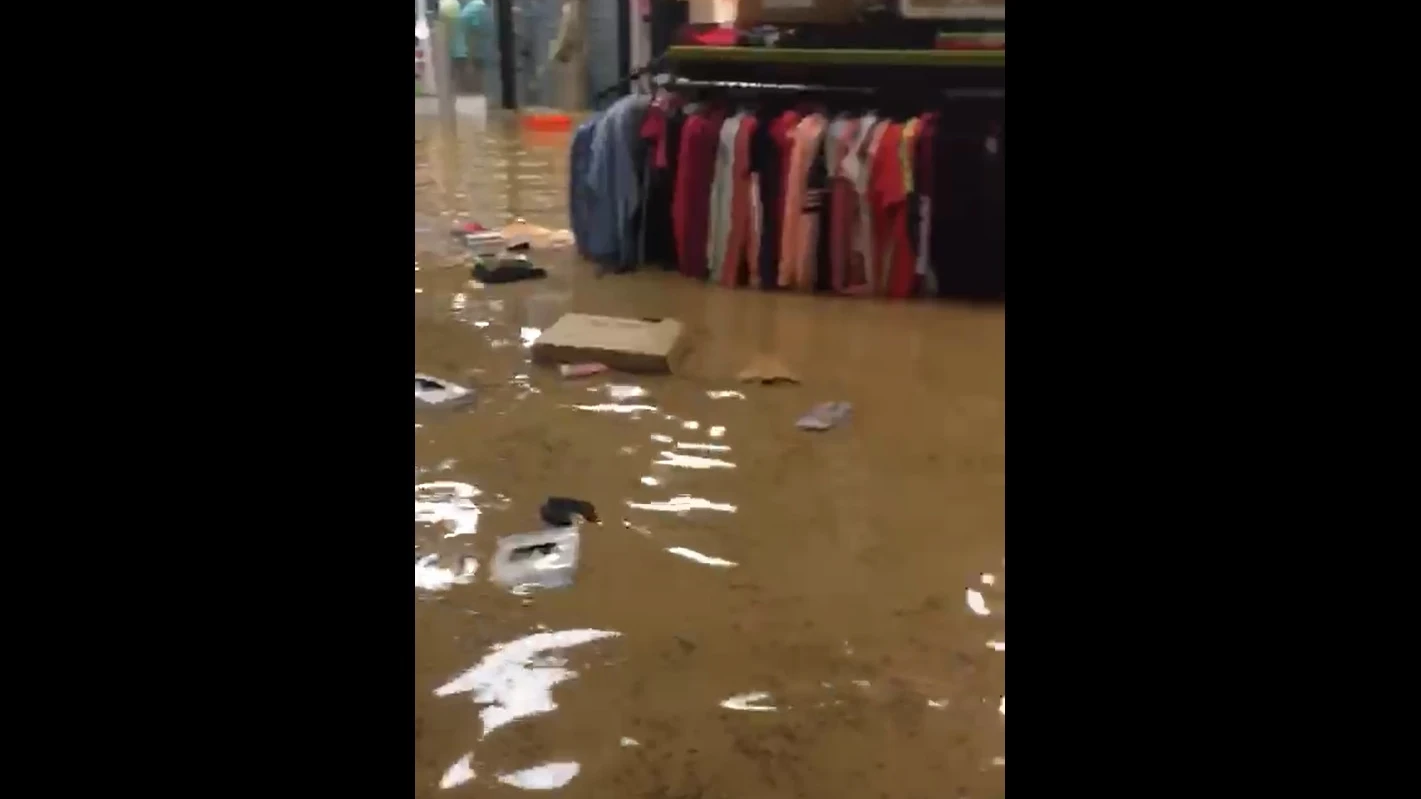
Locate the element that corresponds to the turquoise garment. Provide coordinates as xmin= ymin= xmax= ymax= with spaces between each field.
xmin=449 ymin=0 xmax=486 ymax=60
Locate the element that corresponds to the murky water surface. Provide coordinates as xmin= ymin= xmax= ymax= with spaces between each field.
xmin=415 ymin=113 xmax=1005 ymax=798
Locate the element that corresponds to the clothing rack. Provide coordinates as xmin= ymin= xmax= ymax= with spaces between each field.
xmin=573 ymin=50 xmax=1005 ymax=299
xmin=664 ymin=77 xmax=1004 ymax=100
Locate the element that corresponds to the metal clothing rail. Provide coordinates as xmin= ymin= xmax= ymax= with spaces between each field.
xmin=666 ymin=77 xmax=1003 ymax=100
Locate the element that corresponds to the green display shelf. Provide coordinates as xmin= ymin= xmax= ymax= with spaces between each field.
xmin=665 ymin=46 xmax=1004 ymax=68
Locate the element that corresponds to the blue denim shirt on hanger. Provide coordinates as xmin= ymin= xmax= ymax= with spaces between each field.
xmin=585 ymin=94 xmax=650 ymax=268
xmin=569 ymin=115 xmax=601 ymax=260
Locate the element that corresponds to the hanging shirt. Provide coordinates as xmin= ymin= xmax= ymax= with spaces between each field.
xmin=706 ymin=113 xmax=742 ymax=284
xmin=639 ymin=98 xmax=684 ymax=268
xmin=672 ymin=107 xmax=726 ymax=279
xmin=868 ymin=122 xmax=916 ymax=299
xmin=721 ymin=115 xmax=760 ymax=287
xmin=587 ymin=94 xmax=650 ymax=269
xmin=829 ymin=118 xmax=868 ymax=294
xmin=794 ymin=114 xmax=829 ymax=291
xmin=900 ymin=117 xmax=921 ymax=287
xmin=751 ymin=110 xmax=798 ymax=289
xmin=816 ymin=116 xmax=849 ymax=291
xmin=779 ymin=113 xmax=825 ymax=289
xmin=771 ymin=111 xmax=804 ymax=287
xmin=570 ymin=114 xmax=609 ymax=260
xmin=842 ymin=116 xmax=881 ymax=292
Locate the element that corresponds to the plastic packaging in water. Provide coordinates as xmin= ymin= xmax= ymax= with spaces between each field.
xmin=415 ymin=373 xmax=476 ymax=409
xmin=490 ymin=528 xmax=580 ymax=594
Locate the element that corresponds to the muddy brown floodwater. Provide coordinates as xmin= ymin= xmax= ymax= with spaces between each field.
xmin=415 ymin=113 xmax=1004 ymax=799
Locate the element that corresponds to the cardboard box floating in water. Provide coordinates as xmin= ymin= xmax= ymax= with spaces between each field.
xmin=531 ymin=313 xmax=686 ymax=374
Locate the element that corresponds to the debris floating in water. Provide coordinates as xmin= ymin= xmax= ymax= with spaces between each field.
xmin=415 ymin=373 xmax=476 ymax=409
xmin=560 ymin=362 xmax=608 ymax=378
xmin=539 ymin=497 xmax=599 ymax=526
xmin=720 ymin=691 xmax=777 ymax=712
xmin=796 ymin=401 xmax=853 ymax=431
xmin=490 ymin=528 xmax=581 ymax=593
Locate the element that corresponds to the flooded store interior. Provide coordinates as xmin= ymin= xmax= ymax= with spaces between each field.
xmin=416 ymin=4 xmax=1004 ymax=796
xmin=415 ymin=113 xmax=1003 ymax=797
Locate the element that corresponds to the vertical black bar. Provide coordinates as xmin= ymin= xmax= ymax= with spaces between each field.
xmin=497 ymin=0 xmax=517 ymax=109
xmin=650 ymin=0 xmax=687 ymax=60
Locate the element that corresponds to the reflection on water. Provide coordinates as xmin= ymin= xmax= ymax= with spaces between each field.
xmin=416 ymin=115 xmax=1005 ymax=797
xmin=434 ymin=628 xmax=622 ymax=739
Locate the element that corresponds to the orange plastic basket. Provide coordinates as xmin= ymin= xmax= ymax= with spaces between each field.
xmin=521 ymin=112 xmax=573 ymax=132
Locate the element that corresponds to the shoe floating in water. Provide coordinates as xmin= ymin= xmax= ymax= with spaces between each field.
xmin=539 ymin=497 xmax=599 ymax=527
xmin=414 ymin=373 xmax=476 ymax=408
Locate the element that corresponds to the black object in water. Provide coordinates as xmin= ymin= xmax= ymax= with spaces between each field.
xmin=540 ymin=497 xmax=599 ymax=526
xmin=472 ymin=257 xmax=547 ymax=284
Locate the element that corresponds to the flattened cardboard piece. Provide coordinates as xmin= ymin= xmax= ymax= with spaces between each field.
xmin=531 ymin=313 xmax=686 ymax=374
xmin=736 ymin=354 xmax=800 ymax=384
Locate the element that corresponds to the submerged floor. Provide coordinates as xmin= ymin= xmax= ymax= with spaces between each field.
xmin=414 ymin=113 xmax=1005 ymax=798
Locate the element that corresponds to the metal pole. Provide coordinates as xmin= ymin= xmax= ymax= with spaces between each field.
xmin=431 ymin=18 xmax=458 ymax=135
